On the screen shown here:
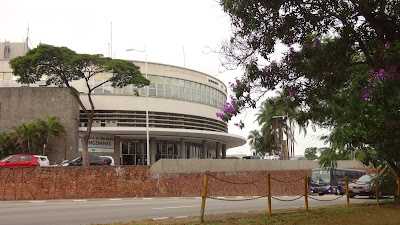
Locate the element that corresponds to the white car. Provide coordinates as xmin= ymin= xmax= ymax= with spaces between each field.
xmin=34 ymin=155 xmax=50 ymax=167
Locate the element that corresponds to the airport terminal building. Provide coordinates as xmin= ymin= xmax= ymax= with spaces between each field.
xmin=0 ymin=42 xmax=246 ymax=165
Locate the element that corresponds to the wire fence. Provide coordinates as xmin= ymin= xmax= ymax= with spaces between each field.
xmin=199 ymin=171 xmax=386 ymax=222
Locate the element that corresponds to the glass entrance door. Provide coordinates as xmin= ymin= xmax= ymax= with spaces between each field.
xmin=121 ymin=140 xmax=146 ymax=165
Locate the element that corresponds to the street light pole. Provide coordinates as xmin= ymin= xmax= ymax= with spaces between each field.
xmin=126 ymin=46 xmax=150 ymax=166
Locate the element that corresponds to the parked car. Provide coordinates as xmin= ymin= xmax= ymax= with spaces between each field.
xmin=61 ymin=155 xmax=110 ymax=166
xmin=0 ymin=154 xmax=40 ymax=167
xmin=265 ymin=155 xmax=280 ymax=160
xmin=348 ymin=174 xmax=397 ymax=198
xmin=99 ymin=156 xmax=115 ymax=166
xmin=242 ymin=155 xmax=263 ymax=160
xmin=34 ymin=155 xmax=50 ymax=167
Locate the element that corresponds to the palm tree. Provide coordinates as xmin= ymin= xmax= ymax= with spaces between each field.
xmin=35 ymin=116 xmax=65 ymax=155
xmin=12 ymin=123 xmax=38 ymax=154
xmin=0 ymin=132 xmax=17 ymax=158
xmin=255 ymin=91 xmax=308 ymax=158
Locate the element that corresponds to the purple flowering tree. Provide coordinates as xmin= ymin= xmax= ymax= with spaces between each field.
xmin=218 ymin=0 xmax=400 ymax=181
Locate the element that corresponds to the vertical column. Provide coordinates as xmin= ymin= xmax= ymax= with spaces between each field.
xmin=216 ymin=142 xmax=221 ymax=159
xmin=140 ymin=142 xmax=145 ymax=165
xmin=180 ymin=138 xmax=186 ymax=159
xmin=188 ymin=143 xmax=192 ymax=159
xmin=113 ymin=136 xmax=121 ymax=165
xmin=202 ymin=140 xmax=208 ymax=159
xmin=222 ymin=143 xmax=226 ymax=159
xmin=150 ymin=137 xmax=156 ymax=165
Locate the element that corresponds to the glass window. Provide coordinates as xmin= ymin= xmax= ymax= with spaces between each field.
xmin=185 ymin=81 xmax=191 ymax=101
xmin=156 ymin=77 xmax=164 ymax=97
xmin=178 ymin=79 xmax=185 ymax=100
xmin=138 ymin=87 xmax=146 ymax=96
xmin=164 ymin=77 xmax=171 ymax=98
xmin=104 ymin=82 xmax=113 ymax=94
xmin=148 ymin=75 xmax=156 ymax=97
xmin=201 ymin=84 xmax=206 ymax=103
xmin=171 ymin=85 xmax=178 ymax=99
xmin=21 ymin=155 xmax=31 ymax=161
xmin=129 ymin=143 xmax=136 ymax=154
xmin=171 ymin=78 xmax=178 ymax=86
xmin=93 ymin=81 xmax=104 ymax=94
xmin=205 ymin=86 xmax=210 ymax=104
xmin=9 ymin=156 xmax=19 ymax=162
xmin=122 ymin=142 xmax=128 ymax=154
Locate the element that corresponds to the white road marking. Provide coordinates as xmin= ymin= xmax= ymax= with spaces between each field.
xmin=109 ymin=199 xmax=122 ymax=201
xmin=216 ymin=197 xmax=225 ymax=199
xmin=29 ymin=201 xmax=46 ymax=203
xmin=152 ymin=217 xmax=169 ymax=220
xmin=195 ymin=197 xmax=202 ymax=199
xmin=73 ymin=200 xmax=87 ymax=202
xmin=236 ymin=196 xmax=244 ymax=198
xmin=152 ymin=205 xmax=198 ymax=210
xmin=100 ymin=202 xmax=147 ymax=206
xmin=143 ymin=198 xmax=153 ymax=200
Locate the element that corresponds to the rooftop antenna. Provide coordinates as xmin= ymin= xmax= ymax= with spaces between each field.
xmin=25 ymin=26 xmax=30 ymax=54
xmin=110 ymin=21 xmax=113 ymax=59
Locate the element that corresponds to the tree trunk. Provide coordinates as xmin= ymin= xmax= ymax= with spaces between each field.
xmin=81 ymin=135 xmax=89 ymax=167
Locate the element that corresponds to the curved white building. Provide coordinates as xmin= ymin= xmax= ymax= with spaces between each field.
xmin=76 ymin=61 xmax=246 ymax=165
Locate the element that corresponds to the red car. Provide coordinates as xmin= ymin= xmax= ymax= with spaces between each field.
xmin=0 ymin=154 xmax=40 ymax=167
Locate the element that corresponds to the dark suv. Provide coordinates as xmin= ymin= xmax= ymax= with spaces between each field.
xmin=62 ymin=155 xmax=110 ymax=166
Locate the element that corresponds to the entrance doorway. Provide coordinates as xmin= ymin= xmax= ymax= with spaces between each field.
xmin=121 ymin=140 xmax=147 ymax=165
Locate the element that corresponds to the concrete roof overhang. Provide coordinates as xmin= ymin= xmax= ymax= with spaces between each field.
xmin=79 ymin=127 xmax=246 ymax=149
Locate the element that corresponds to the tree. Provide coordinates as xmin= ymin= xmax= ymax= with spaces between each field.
xmin=10 ymin=44 xmax=149 ymax=166
xmin=0 ymin=132 xmax=17 ymax=158
xmin=304 ymin=147 xmax=318 ymax=160
xmin=255 ymin=93 xmax=308 ymax=159
xmin=35 ymin=116 xmax=65 ymax=155
xmin=247 ymin=130 xmax=268 ymax=155
xmin=217 ymin=1 xmax=400 ymax=177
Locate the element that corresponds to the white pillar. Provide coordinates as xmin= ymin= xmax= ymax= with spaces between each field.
xmin=216 ymin=142 xmax=221 ymax=159
xmin=180 ymin=138 xmax=186 ymax=159
xmin=202 ymin=140 xmax=208 ymax=159
xmin=222 ymin=143 xmax=226 ymax=159
xmin=150 ymin=137 xmax=156 ymax=164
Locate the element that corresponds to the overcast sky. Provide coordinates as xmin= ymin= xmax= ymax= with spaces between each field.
xmin=1 ymin=0 xmax=329 ymax=156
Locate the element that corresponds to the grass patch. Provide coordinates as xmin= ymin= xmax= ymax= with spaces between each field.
xmin=95 ymin=202 xmax=400 ymax=225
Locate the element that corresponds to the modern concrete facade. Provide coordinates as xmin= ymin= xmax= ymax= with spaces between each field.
xmin=0 ymin=42 xmax=246 ymax=165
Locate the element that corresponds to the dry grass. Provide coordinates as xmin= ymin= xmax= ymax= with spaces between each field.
xmin=96 ymin=201 xmax=400 ymax=225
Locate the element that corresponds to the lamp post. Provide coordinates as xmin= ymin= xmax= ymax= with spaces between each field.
xmin=126 ymin=46 xmax=150 ymax=166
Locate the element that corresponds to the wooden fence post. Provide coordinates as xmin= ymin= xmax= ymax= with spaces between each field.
xmin=345 ymin=176 xmax=349 ymax=207
xmin=267 ymin=173 xmax=272 ymax=216
xmin=304 ymin=175 xmax=309 ymax=211
xmin=200 ymin=171 xmax=209 ymax=222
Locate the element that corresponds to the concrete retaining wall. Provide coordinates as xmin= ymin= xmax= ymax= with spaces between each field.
xmin=150 ymin=159 xmax=366 ymax=173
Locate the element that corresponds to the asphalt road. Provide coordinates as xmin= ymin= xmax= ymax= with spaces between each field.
xmin=0 ymin=195 xmax=379 ymax=225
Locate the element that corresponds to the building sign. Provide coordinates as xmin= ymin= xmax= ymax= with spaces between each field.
xmin=78 ymin=133 xmax=114 ymax=153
